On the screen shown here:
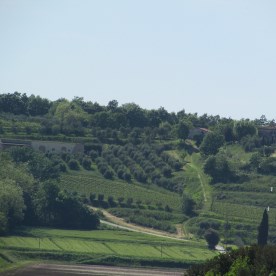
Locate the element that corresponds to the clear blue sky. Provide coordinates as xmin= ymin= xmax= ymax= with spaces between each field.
xmin=0 ymin=0 xmax=275 ymax=120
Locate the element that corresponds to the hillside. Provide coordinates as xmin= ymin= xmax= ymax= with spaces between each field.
xmin=0 ymin=92 xmax=275 ymax=272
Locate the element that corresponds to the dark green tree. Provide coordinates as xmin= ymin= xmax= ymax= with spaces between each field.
xmin=177 ymin=120 xmax=191 ymax=141
xmin=182 ymin=193 xmax=196 ymax=217
xmin=204 ymin=228 xmax=220 ymax=249
xmin=257 ymin=208 xmax=269 ymax=246
xmin=234 ymin=120 xmax=257 ymax=141
xmin=200 ymin=132 xmax=225 ymax=156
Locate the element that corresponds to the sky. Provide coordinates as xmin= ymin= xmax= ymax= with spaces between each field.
xmin=0 ymin=0 xmax=275 ymax=120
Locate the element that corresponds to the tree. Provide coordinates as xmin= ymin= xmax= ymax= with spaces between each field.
xmin=234 ymin=120 xmax=257 ymax=141
xmin=182 ymin=193 xmax=196 ymax=217
xmin=0 ymin=180 xmax=25 ymax=232
xmin=204 ymin=228 xmax=220 ymax=249
xmin=68 ymin=159 xmax=80 ymax=170
xmin=27 ymin=94 xmax=51 ymax=116
xmin=177 ymin=120 xmax=191 ymax=141
xmin=204 ymin=153 xmax=237 ymax=184
xmin=257 ymin=208 xmax=269 ymax=246
xmin=200 ymin=132 xmax=225 ymax=156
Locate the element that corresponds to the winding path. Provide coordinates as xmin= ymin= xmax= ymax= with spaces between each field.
xmin=90 ymin=207 xmax=188 ymax=242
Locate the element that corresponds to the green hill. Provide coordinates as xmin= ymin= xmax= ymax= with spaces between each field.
xmin=0 ymin=92 xmax=275 ymax=271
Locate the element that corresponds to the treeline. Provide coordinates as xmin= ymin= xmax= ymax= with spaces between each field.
xmin=0 ymin=147 xmax=99 ymax=235
xmin=0 ymin=92 xmax=238 ymax=140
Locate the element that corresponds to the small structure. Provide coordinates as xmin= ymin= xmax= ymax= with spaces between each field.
xmin=258 ymin=126 xmax=276 ymax=144
xmin=0 ymin=138 xmax=84 ymax=155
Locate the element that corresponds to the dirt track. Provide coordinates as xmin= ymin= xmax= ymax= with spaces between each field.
xmin=92 ymin=207 xmax=187 ymax=241
xmin=1 ymin=264 xmax=185 ymax=276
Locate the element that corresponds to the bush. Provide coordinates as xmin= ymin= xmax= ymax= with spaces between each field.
xmin=68 ymin=159 xmax=80 ymax=170
xmin=82 ymin=157 xmax=92 ymax=170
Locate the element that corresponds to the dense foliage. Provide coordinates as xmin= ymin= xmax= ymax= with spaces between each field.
xmin=0 ymin=149 xmax=99 ymax=235
xmin=187 ymin=245 xmax=276 ymax=276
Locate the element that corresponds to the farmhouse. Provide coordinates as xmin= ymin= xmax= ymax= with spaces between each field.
xmin=258 ymin=126 xmax=276 ymax=144
xmin=0 ymin=138 xmax=84 ymax=155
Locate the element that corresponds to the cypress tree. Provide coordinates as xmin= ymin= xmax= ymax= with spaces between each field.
xmin=257 ymin=208 xmax=269 ymax=246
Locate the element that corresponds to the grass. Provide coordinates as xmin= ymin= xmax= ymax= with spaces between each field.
xmin=59 ymin=170 xmax=182 ymax=211
xmin=0 ymin=227 xmax=216 ymax=267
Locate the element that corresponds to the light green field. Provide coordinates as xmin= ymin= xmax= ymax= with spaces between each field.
xmin=59 ymin=171 xmax=182 ymax=210
xmin=0 ymin=227 xmax=216 ymax=263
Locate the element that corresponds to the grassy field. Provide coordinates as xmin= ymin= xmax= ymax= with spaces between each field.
xmin=0 ymin=227 xmax=216 ymax=270
xmin=59 ymin=171 xmax=182 ymax=211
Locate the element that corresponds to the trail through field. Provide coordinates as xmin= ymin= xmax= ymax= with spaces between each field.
xmin=185 ymin=154 xmax=211 ymax=210
xmin=1 ymin=263 xmax=185 ymax=276
xmin=91 ymin=207 xmax=187 ymax=242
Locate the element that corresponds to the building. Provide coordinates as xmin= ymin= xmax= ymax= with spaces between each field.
xmin=258 ymin=126 xmax=276 ymax=144
xmin=0 ymin=138 xmax=84 ymax=155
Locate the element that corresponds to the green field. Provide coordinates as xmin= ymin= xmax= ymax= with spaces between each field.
xmin=0 ymin=227 xmax=216 ymax=270
xmin=59 ymin=171 xmax=182 ymax=211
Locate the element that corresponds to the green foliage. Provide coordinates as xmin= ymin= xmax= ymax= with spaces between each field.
xmin=52 ymin=100 xmax=88 ymax=135
xmin=177 ymin=120 xmax=191 ymax=141
xmin=234 ymin=120 xmax=257 ymax=141
xmin=109 ymin=208 xmax=179 ymax=233
xmin=182 ymin=193 xmax=196 ymax=217
xmin=0 ymin=180 xmax=25 ymax=232
xmin=226 ymin=256 xmax=251 ymax=276
xmin=81 ymin=157 xmax=92 ymax=170
xmin=240 ymin=135 xmax=261 ymax=152
xmin=187 ymin=245 xmax=276 ymax=276
xmin=215 ymin=120 xmax=235 ymax=142
xmin=204 ymin=228 xmax=220 ymax=249
xmin=200 ymin=132 xmax=225 ymax=156
xmin=258 ymin=157 xmax=276 ymax=175
xmin=0 ymin=212 xmax=8 ymax=235
xmin=204 ymin=152 xmax=238 ymax=184
xmin=68 ymin=159 xmax=81 ymax=170
xmin=9 ymin=147 xmax=61 ymax=181
xmin=34 ymin=181 xmax=99 ymax=229
xmin=59 ymin=172 xmax=182 ymax=211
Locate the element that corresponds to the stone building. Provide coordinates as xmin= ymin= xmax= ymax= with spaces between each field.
xmin=258 ymin=126 xmax=276 ymax=144
xmin=0 ymin=138 xmax=84 ymax=155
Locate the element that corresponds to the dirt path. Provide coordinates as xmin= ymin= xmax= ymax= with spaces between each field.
xmin=1 ymin=263 xmax=185 ymax=276
xmin=197 ymin=172 xmax=207 ymax=202
xmin=186 ymin=154 xmax=210 ymax=208
xmin=91 ymin=207 xmax=188 ymax=242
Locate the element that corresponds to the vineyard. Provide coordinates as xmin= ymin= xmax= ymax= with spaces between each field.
xmin=59 ymin=171 xmax=182 ymax=211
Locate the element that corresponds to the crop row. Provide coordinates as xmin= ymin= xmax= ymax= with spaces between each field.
xmin=59 ymin=172 xmax=182 ymax=210
xmin=211 ymin=201 xmax=276 ymax=223
xmin=0 ymin=235 xmax=215 ymax=261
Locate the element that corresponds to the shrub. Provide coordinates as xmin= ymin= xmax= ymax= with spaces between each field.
xmin=68 ymin=159 xmax=80 ymax=170
xmin=82 ymin=157 xmax=92 ymax=170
